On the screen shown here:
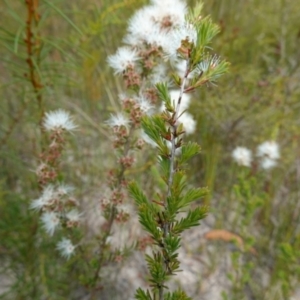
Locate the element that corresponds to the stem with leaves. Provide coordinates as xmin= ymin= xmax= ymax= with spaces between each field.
xmin=128 ymin=4 xmax=229 ymax=300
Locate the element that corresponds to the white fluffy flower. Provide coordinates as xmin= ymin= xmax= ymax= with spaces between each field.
xmin=41 ymin=211 xmax=60 ymax=236
xmin=136 ymin=96 xmax=154 ymax=115
xmin=257 ymin=141 xmax=280 ymax=160
xmin=150 ymin=65 xmax=167 ymax=84
xmin=260 ymin=157 xmax=278 ymax=170
xmin=232 ymin=147 xmax=252 ymax=167
xmin=56 ymin=184 xmax=73 ymax=197
xmin=107 ymin=47 xmax=139 ymax=74
xmin=43 ymin=109 xmax=77 ymax=132
xmin=106 ymin=113 xmax=130 ymax=128
xmin=125 ymin=1 xmax=186 ymax=47
xmin=164 ymin=23 xmax=197 ymax=58
xmin=56 ymin=238 xmax=76 ymax=259
xmin=66 ymin=209 xmax=82 ymax=223
xmin=125 ymin=7 xmax=157 ymax=45
xmin=257 ymin=141 xmax=280 ymax=170
xmin=150 ymin=0 xmax=186 ymax=27
xmin=178 ymin=112 xmax=197 ymax=135
xmin=30 ymin=185 xmax=56 ymax=211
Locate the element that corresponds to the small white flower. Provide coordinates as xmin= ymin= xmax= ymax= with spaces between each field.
xmin=150 ymin=0 xmax=186 ymax=34
xmin=178 ymin=112 xmax=197 ymax=135
xmin=257 ymin=141 xmax=280 ymax=160
xmin=257 ymin=141 xmax=280 ymax=170
xmin=232 ymin=147 xmax=252 ymax=167
xmin=125 ymin=0 xmax=186 ymax=46
xmin=107 ymin=47 xmax=140 ymax=74
xmin=41 ymin=211 xmax=60 ymax=236
xmin=150 ymin=65 xmax=167 ymax=84
xmin=43 ymin=109 xmax=77 ymax=132
xmin=30 ymin=185 xmax=56 ymax=211
xmin=260 ymin=157 xmax=277 ymax=170
xmin=164 ymin=23 xmax=197 ymax=58
xmin=56 ymin=238 xmax=76 ymax=259
xmin=106 ymin=113 xmax=130 ymax=128
xmin=56 ymin=184 xmax=73 ymax=197
xmin=145 ymin=28 xmax=170 ymax=48
xmin=118 ymin=205 xmax=130 ymax=215
xmin=125 ymin=7 xmax=157 ymax=45
xmin=66 ymin=209 xmax=82 ymax=223
xmin=136 ymin=96 xmax=154 ymax=115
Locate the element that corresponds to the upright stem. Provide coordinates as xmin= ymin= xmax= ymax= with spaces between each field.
xmin=159 ymin=60 xmax=190 ymax=300
xmin=25 ymin=0 xmax=44 ymax=124
xmin=166 ymin=60 xmax=189 ymax=197
xmin=90 ymin=125 xmax=134 ymax=297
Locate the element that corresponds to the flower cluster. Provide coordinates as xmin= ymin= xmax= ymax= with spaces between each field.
xmin=107 ymin=0 xmax=202 ymax=141
xmin=232 ymin=140 xmax=280 ymax=170
xmin=37 ymin=110 xmax=77 ymax=186
xmin=32 ymin=110 xmax=79 ymax=259
xmin=257 ymin=141 xmax=280 ymax=169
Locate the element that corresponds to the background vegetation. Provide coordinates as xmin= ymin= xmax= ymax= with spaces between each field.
xmin=0 ymin=0 xmax=300 ymax=299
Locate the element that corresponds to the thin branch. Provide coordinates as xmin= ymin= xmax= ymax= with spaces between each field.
xmin=24 ymin=0 xmax=44 ymax=123
xmin=158 ymin=59 xmax=190 ymax=300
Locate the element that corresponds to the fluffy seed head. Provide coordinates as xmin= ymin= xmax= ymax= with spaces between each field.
xmin=107 ymin=47 xmax=140 ymax=74
xmin=41 ymin=211 xmax=60 ymax=236
xmin=56 ymin=238 xmax=76 ymax=259
xmin=257 ymin=141 xmax=280 ymax=160
xmin=106 ymin=113 xmax=130 ymax=128
xmin=232 ymin=147 xmax=252 ymax=167
xmin=43 ymin=109 xmax=77 ymax=132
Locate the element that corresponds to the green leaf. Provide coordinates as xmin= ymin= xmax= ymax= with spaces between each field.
xmin=172 ymin=206 xmax=208 ymax=234
xmin=172 ymin=171 xmax=187 ymax=197
xmin=170 ymin=72 xmax=181 ymax=88
xmin=164 ymin=235 xmax=181 ymax=254
xmin=128 ymin=182 xmax=149 ymax=206
xmin=13 ymin=24 xmax=25 ymax=53
xmin=135 ymin=288 xmax=153 ymax=300
xmin=177 ymin=187 xmax=208 ymax=209
xmin=164 ymin=290 xmax=193 ymax=300
xmin=138 ymin=208 xmax=161 ymax=240
xmin=145 ymin=253 xmax=167 ymax=286
xmin=156 ymin=82 xmax=172 ymax=107
xmin=195 ymin=17 xmax=219 ymax=48
xmin=178 ymin=142 xmax=201 ymax=165
xmin=158 ymin=156 xmax=170 ymax=184
xmin=142 ymin=115 xmax=169 ymax=156
xmin=128 ymin=182 xmax=161 ymax=239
